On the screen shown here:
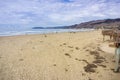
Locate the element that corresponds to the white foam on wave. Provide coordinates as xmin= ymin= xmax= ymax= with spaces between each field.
xmin=0 ymin=29 xmax=94 ymax=36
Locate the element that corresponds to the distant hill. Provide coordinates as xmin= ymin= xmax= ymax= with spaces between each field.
xmin=32 ymin=27 xmax=45 ymax=29
xmin=72 ymin=18 xmax=120 ymax=29
xmin=32 ymin=18 xmax=120 ymax=29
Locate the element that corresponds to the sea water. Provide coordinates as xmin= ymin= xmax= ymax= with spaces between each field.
xmin=0 ymin=28 xmax=94 ymax=36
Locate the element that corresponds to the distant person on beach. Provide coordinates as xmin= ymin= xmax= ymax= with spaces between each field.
xmin=114 ymin=43 xmax=120 ymax=72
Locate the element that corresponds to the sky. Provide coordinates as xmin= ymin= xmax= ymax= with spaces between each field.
xmin=0 ymin=0 xmax=120 ymax=27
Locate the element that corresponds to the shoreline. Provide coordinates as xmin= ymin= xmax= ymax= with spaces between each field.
xmin=0 ymin=29 xmax=94 ymax=37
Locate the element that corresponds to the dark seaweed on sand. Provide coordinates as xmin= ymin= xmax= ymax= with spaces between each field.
xmin=84 ymin=64 xmax=97 ymax=73
xmin=93 ymin=60 xmax=104 ymax=64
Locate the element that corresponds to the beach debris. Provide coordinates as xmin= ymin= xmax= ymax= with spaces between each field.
xmin=65 ymin=53 xmax=71 ymax=58
xmin=84 ymin=64 xmax=97 ymax=73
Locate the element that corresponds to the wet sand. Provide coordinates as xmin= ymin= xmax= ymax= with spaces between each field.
xmin=0 ymin=30 xmax=119 ymax=80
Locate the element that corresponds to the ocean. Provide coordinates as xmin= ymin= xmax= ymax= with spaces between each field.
xmin=0 ymin=28 xmax=94 ymax=36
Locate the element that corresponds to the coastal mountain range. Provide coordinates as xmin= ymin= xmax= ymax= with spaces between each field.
xmin=33 ymin=18 xmax=120 ymax=29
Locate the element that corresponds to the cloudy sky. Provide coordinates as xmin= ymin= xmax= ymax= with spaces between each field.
xmin=0 ymin=0 xmax=120 ymax=27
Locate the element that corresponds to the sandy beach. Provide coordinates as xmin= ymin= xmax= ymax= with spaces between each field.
xmin=0 ymin=30 xmax=119 ymax=80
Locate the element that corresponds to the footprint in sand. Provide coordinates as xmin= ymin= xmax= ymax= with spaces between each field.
xmin=75 ymin=58 xmax=79 ymax=61
xmin=95 ymin=55 xmax=105 ymax=60
xmin=112 ymin=60 xmax=115 ymax=63
xmin=44 ymin=35 xmax=47 ymax=37
xmin=88 ymin=77 xmax=93 ymax=80
xmin=65 ymin=53 xmax=71 ymax=58
xmin=65 ymin=68 xmax=68 ymax=72
xmin=85 ymin=49 xmax=90 ymax=51
xmin=82 ymin=73 xmax=86 ymax=76
xmin=53 ymin=64 xmax=57 ymax=66
xmin=68 ymin=46 xmax=73 ymax=48
xmin=89 ymin=50 xmax=99 ymax=56
xmin=27 ymin=41 xmax=32 ymax=44
xmin=75 ymin=58 xmax=89 ymax=64
xmin=75 ymin=58 xmax=81 ymax=61
xmin=75 ymin=47 xmax=79 ymax=50
xmin=20 ymin=48 xmax=23 ymax=51
xmin=19 ymin=58 xmax=24 ymax=61
xmin=63 ymin=43 xmax=67 ymax=45
xmin=60 ymin=43 xmax=67 ymax=46
xmin=60 ymin=44 xmax=62 ymax=46
xmin=40 ymin=41 xmax=43 ymax=42
xmin=32 ymin=47 xmax=35 ymax=49
xmin=70 ymin=50 xmax=73 ymax=52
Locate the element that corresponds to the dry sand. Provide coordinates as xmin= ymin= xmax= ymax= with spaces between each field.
xmin=0 ymin=30 xmax=119 ymax=80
